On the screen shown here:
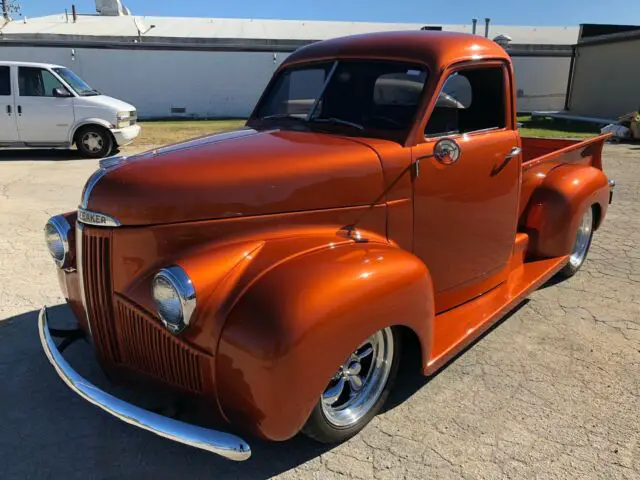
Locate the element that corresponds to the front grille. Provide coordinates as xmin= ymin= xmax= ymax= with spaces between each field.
xmin=81 ymin=227 xmax=120 ymax=363
xmin=80 ymin=226 xmax=207 ymax=393
xmin=115 ymin=297 xmax=206 ymax=393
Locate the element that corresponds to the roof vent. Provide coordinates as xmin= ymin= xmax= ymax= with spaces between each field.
xmin=95 ymin=0 xmax=131 ymax=16
xmin=493 ymin=34 xmax=512 ymax=48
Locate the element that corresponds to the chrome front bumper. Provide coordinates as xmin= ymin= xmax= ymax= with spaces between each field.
xmin=38 ymin=307 xmax=251 ymax=461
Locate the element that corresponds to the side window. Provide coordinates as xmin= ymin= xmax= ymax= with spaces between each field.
xmin=425 ymin=66 xmax=506 ymax=137
xmin=0 ymin=66 xmax=10 ymax=96
xmin=18 ymin=67 xmax=65 ymax=97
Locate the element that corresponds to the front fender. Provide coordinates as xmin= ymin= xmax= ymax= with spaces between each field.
xmin=69 ymin=118 xmax=114 ymax=143
xmin=216 ymin=241 xmax=434 ymax=441
xmin=523 ymin=164 xmax=609 ymax=259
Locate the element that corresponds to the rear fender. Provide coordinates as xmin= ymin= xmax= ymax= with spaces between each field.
xmin=523 ymin=164 xmax=609 ymax=259
xmin=216 ymin=241 xmax=434 ymax=441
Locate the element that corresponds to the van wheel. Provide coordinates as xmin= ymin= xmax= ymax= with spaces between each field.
xmin=75 ymin=126 xmax=114 ymax=159
xmin=302 ymin=327 xmax=401 ymax=443
xmin=557 ymin=206 xmax=595 ymax=278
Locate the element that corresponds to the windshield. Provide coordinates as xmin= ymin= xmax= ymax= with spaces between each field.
xmin=255 ymin=60 xmax=428 ymax=137
xmin=53 ymin=67 xmax=100 ymax=96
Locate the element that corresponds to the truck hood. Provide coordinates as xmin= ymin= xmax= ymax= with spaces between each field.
xmin=78 ymin=94 xmax=136 ymax=112
xmin=85 ymin=128 xmax=385 ymax=226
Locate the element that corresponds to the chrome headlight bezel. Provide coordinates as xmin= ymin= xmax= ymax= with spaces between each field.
xmin=44 ymin=215 xmax=72 ymax=269
xmin=152 ymin=266 xmax=196 ymax=334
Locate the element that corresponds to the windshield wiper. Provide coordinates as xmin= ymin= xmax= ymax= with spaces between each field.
xmin=310 ymin=117 xmax=364 ymax=131
xmin=260 ymin=113 xmax=307 ymax=121
xmin=81 ymin=89 xmax=101 ymax=96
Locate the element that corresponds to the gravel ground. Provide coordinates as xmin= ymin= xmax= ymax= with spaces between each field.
xmin=0 ymin=142 xmax=638 ymax=479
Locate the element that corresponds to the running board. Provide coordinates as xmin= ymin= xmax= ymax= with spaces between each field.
xmin=426 ymin=254 xmax=569 ymax=374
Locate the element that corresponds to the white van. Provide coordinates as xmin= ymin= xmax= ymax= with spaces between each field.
xmin=0 ymin=61 xmax=140 ymax=158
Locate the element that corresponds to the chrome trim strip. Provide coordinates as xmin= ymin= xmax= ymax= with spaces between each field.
xmin=75 ymin=222 xmax=92 ymax=337
xmin=77 ymin=208 xmax=121 ymax=227
xmin=38 ymin=307 xmax=251 ymax=461
xmin=81 ymin=156 xmax=128 ymax=209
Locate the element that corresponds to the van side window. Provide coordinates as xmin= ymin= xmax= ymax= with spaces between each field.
xmin=18 ymin=67 xmax=65 ymax=97
xmin=425 ymin=67 xmax=506 ymax=137
xmin=0 ymin=67 xmax=10 ymax=96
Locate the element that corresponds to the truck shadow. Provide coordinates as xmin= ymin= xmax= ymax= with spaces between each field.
xmin=0 ymin=149 xmax=88 ymax=162
xmin=384 ymin=299 xmax=530 ymax=412
xmin=0 ymin=305 xmax=329 ymax=479
xmin=2 ymin=300 xmax=530 ymax=477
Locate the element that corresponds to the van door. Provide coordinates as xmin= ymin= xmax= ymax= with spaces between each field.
xmin=15 ymin=66 xmax=75 ymax=145
xmin=412 ymin=63 xmax=521 ymax=313
xmin=0 ymin=65 xmax=19 ymax=144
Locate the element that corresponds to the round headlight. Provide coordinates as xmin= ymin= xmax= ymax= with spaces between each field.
xmin=152 ymin=266 xmax=196 ymax=334
xmin=44 ymin=215 xmax=72 ymax=268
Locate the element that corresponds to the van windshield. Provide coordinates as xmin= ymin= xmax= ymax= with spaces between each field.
xmin=255 ymin=60 xmax=428 ymax=138
xmin=53 ymin=67 xmax=100 ymax=96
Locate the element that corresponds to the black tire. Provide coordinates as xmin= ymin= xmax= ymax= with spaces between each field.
xmin=75 ymin=125 xmax=114 ymax=159
xmin=556 ymin=206 xmax=595 ymax=279
xmin=302 ymin=327 xmax=402 ymax=444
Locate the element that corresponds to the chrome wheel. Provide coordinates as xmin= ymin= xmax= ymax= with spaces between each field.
xmin=321 ymin=328 xmax=394 ymax=427
xmin=569 ymin=208 xmax=593 ymax=269
xmin=82 ymin=132 xmax=104 ymax=153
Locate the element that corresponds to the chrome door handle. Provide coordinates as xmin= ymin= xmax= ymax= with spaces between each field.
xmin=505 ymin=146 xmax=522 ymax=159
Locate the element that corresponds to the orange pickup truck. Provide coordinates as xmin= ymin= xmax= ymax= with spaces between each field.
xmin=40 ymin=31 xmax=614 ymax=461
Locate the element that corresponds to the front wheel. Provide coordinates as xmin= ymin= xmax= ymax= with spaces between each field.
xmin=557 ymin=206 xmax=595 ymax=278
xmin=302 ymin=327 xmax=401 ymax=443
xmin=75 ymin=126 xmax=114 ymax=159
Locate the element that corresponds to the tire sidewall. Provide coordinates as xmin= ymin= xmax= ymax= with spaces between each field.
xmin=76 ymin=126 xmax=114 ymax=159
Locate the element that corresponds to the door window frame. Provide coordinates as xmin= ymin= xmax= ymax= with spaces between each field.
xmin=17 ymin=66 xmax=74 ymax=98
xmin=416 ymin=60 xmax=515 ymax=144
xmin=0 ymin=65 xmax=12 ymax=97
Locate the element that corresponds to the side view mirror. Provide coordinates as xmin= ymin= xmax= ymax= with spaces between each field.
xmin=53 ymin=88 xmax=72 ymax=98
xmin=434 ymin=138 xmax=461 ymax=165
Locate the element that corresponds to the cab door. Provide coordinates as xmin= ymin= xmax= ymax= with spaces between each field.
xmin=16 ymin=66 xmax=75 ymax=145
xmin=0 ymin=65 xmax=19 ymax=144
xmin=412 ymin=62 xmax=521 ymax=312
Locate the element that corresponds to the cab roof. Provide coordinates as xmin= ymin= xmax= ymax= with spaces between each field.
xmin=282 ymin=30 xmax=510 ymax=69
xmin=0 ymin=61 xmax=66 ymax=69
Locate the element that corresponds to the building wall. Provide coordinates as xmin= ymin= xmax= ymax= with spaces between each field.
xmin=511 ymin=56 xmax=571 ymax=112
xmin=0 ymin=46 xmax=287 ymax=118
xmin=569 ymin=39 xmax=640 ymax=119
xmin=0 ymin=44 xmax=569 ymax=118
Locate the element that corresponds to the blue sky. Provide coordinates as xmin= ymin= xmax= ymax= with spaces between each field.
xmin=18 ymin=0 xmax=640 ymax=26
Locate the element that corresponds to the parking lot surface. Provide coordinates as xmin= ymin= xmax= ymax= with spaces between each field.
xmin=1 ymin=144 xmax=638 ymax=479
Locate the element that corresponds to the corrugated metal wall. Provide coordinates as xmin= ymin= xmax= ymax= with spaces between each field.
xmin=0 ymin=44 xmax=569 ymax=118
xmin=0 ymin=46 xmax=287 ymax=118
xmin=569 ymin=37 xmax=640 ymax=119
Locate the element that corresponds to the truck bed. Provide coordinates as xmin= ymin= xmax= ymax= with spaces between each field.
xmin=518 ymin=134 xmax=611 ymax=219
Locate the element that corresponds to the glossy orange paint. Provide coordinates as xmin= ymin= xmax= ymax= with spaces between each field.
xmin=50 ymin=31 xmax=614 ymax=444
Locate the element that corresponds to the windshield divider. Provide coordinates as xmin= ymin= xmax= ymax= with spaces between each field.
xmin=306 ymin=60 xmax=339 ymax=121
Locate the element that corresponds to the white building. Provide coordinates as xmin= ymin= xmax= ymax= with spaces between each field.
xmin=0 ymin=1 xmax=579 ymax=118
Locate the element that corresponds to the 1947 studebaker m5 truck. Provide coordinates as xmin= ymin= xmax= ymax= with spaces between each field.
xmin=39 ymin=31 xmax=615 ymax=461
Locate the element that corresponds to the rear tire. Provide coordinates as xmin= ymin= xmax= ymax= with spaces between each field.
xmin=556 ymin=206 xmax=595 ymax=279
xmin=302 ymin=326 xmax=401 ymax=444
xmin=75 ymin=125 xmax=114 ymax=159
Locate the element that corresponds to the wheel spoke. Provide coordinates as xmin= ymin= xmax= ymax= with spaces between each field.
xmin=348 ymin=374 xmax=364 ymax=392
xmin=356 ymin=345 xmax=373 ymax=361
xmin=322 ymin=377 xmax=346 ymax=406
